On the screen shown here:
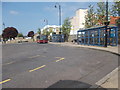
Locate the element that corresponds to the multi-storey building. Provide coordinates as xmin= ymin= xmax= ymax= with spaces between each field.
xmin=70 ymin=8 xmax=88 ymax=35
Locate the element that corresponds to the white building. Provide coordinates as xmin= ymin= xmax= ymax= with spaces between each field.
xmin=41 ymin=25 xmax=60 ymax=35
xmin=70 ymin=8 xmax=88 ymax=35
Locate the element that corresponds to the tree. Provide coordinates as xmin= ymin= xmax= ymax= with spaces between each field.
xmin=85 ymin=5 xmax=97 ymax=28
xmin=27 ymin=31 xmax=34 ymax=41
xmin=96 ymin=2 xmax=106 ymax=25
xmin=2 ymin=27 xmax=18 ymax=40
xmin=112 ymin=1 xmax=120 ymax=30
xmin=96 ymin=2 xmax=111 ymax=25
xmin=62 ymin=17 xmax=71 ymax=42
xmin=85 ymin=2 xmax=111 ymax=28
xmin=42 ymin=29 xmax=48 ymax=35
xmin=17 ymin=33 xmax=23 ymax=37
xmin=37 ymin=28 xmax=41 ymax=35
xmin=42 ymin=28 xmax=53 ymax=36
xmin=116 ymin=18 xmax=120 ymax=28
xmin=112 ymin=0 xmax=120 ymax=16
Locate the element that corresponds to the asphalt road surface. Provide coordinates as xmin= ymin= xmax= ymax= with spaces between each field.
xmin=2 ymin=42 xmax=119 ymax=88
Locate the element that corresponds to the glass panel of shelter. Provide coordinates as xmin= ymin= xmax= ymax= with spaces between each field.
xmin=77 ymin=26 xmax=118 ymax=46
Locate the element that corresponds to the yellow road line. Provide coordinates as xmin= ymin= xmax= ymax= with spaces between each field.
xmin=3 ymin=61 xmax=15 ymax=66
xmin=6 ymin=61 xmax=14 ymax=65
xmin=29 ymin=65 xmax=46 ymax=72
xmin=28 ymin=55 xmax=40 ymax=58
xmin=56 ymin=58 xmax=65 ymax=62
xmin=28 ymin=55 xmax=46 ymax=59
xmin=0 ymin=79 xmax=11 ymax=84
xmin=42 ymin=56 xmax=46 ymax=57
xmin=55 ymin=57 xmax=61 ymax=58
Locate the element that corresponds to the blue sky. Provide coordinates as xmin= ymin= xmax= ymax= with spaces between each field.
xmin=2 ymin=2 xmax=113 ymax=35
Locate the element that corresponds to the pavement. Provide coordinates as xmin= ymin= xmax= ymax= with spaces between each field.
xmin=49 ymin=42 xmax=120 ymax=89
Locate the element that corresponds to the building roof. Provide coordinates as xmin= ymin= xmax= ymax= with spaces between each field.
xmin=42 ymin=25 xmax=60 ymax=29
xmin=76 ymin=8 xmax=88 ymax=11
xmin=41 ymin=25 xmax=60 ymax=32
xmin=110 ymin=16 xmax=120 ymax=25
xmin=77 ymin=26 xmax=117 ymax=32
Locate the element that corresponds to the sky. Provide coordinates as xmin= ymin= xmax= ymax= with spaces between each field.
xmin=1 ymin=1 xmax=113 ymax=35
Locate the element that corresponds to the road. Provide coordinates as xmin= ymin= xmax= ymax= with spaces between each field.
xmin=2 ymin=42 xmax=118 ymax=88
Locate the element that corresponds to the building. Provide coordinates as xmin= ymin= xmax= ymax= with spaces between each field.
xmin=109 ymin=16 xmax=120 ymax=25
xmin=41 ymin=25 xmax=60 ymax=35
xmin=70 ymin=8 xmax=88 ymax=35
xmin=33 ymin=25 xmax=60 ymax=41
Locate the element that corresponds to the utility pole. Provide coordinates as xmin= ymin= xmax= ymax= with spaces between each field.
xmin=55 ymin=3 xmax=62 ymax=42
xmin=55 ymin=3 xmax=62 ymax=33
xmin=2 ymin=22 xmax=5 ymax=43
xmin=44 ymin=19 xmax=48 ymax=36
xmin=104 ymin=0 xmax=109 ymax=47
xmin=3 ymin=22 xmax=5 ymax=30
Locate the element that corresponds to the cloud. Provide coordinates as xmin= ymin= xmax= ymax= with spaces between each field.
xmin=9 ymin=10 xmax=19 ymax=15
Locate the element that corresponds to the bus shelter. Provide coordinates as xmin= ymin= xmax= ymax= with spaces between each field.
xmin=77 ymin=26 xmax=118 ymax=46
xmin=52 ymin=34 xmax=64 ymax=42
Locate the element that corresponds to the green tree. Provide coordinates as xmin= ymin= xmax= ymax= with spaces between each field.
xmin=85 ymin=5 xmax=97 ymax=28
xmin=37 ymin=28 xmax=41 ymax=35
xmin=112 ymin=0 xmax=120 ymax=16
xmin=49 ymin=27 xmax=53 ymax=34
xmin=112 ymin=1 xmax=120 ymax=30
xmin=17 ymin=33 xmax=23 ymax=37
xmin=42 ymin=29 xmax=49 ymax=36
xmin=96 ymin=2 xmax=106 ymax=25
xmin=96 ymin=2 xmax=111 ymax=25
xmin=42 ymin=28 xmax=53 ymax=36
xmin=62 ymin=17 xmax=71 ymax=42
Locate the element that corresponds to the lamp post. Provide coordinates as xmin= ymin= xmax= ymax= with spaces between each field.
xmin=104 ymin=0 xmax=109 ymax=47
xmin=2 ymin=22 xmax=5 ymax=43
xmin=55 ymin=3 xmax=62 ymax=33
xmin=3 ymin=22 xmax=5 ymax=30
xmin=44 ymin=19 xmax=48 ymax=36
xmin=44 ymin=19 xmax=48 ymax=25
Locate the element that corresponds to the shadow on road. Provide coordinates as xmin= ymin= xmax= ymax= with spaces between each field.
xmin=46 ymin=80 xmax=91 ymax=88
xmin=1 ymin=80 xmax=116 ymax=90
xmin=45 ymin=80 xmax=117 ymax=90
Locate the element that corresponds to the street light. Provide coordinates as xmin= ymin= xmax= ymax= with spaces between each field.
xmin=44 ymin=19 xmax=48 ymax=25
xmin=3 ymin=22 xmax=5 ymax=30
xmin=54 ymin=3 xmax=62 ymax=33
xmin=104 ymin=0 xmax=109 ymax=47
xmin=44 ymin=19 xmax=48 ymax=36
